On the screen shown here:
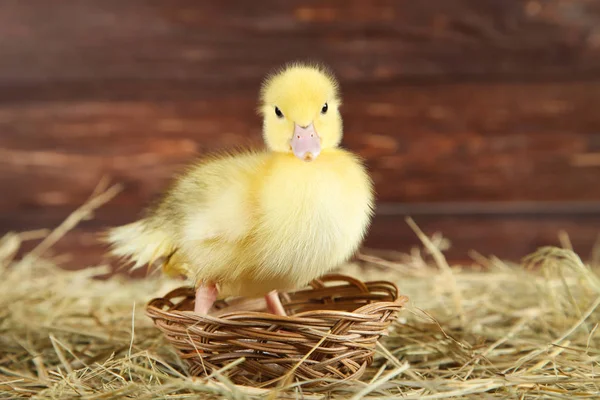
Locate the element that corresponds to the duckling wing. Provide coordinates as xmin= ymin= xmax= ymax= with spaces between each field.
xmin=145 ymin=151 xmax=265 ymax=276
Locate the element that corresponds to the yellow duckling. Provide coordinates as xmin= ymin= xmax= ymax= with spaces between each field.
xmin=105 ymin=62 xmax=374 ymax=315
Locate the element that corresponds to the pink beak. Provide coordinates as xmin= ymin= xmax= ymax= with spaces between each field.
xmin=290 ymin=122 xmax=321 ymax=161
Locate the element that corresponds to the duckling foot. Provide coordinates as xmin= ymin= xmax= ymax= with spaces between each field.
xmin=265 ymin=290 xmax=287 ymax=316
xmin=194 ymin=283 xmax=218 ymax=315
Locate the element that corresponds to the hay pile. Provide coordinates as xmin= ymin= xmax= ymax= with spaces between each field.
xmin=1 ymin=187 xmax=599 ymax=399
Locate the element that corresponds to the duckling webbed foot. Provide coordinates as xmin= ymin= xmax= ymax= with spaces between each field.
xmin=265 ymin=290 xmax=287 ymax=316
xmin=194 ymin=283 xmax=218 ymax=315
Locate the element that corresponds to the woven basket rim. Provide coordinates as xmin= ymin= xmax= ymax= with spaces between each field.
xmin=146 ymin=274 xmax=408 ymax=322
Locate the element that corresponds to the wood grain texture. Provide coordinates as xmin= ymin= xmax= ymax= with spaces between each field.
xmin=1 ymin=0 xmax=600 ymax=85
xmin=1 ymin=0 xmax=600 ymax=262
xmin=2 ymin=82 xmax=600 ymax=210
xmin=10 ymin=213 xmax=599 ymax=271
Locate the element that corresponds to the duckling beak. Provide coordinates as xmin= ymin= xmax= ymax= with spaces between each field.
xmin=290 ymin=122 xmax=321 ymax=162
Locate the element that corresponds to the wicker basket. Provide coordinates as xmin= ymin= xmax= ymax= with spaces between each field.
xmin=146 ymin=274 xmax=407 ymax=390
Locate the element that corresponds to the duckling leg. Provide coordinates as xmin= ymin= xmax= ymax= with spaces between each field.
xmin=194 ymin=283 xmax=218 ymax=314
xmin=265 ymin=290 xmax=286 ymax=316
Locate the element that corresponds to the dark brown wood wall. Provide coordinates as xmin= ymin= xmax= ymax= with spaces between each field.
xmin=1 ymin=0 xmax=600 ymax=266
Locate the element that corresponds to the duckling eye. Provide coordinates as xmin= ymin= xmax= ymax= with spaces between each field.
xmin=321 ymin=103 xmax=328 ymax=114
xmin=274 ymin=106 xmax=284 ymax=119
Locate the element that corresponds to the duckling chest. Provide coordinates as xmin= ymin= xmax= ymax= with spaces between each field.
xmin=254 ymin=156 xmax=373 ymax=272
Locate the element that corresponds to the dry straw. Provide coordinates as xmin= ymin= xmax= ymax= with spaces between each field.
xmin=1 ymin=183 xmax=599 ymax=399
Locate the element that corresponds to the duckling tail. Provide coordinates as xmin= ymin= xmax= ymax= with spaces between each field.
xmin=102 ymin=219 xmax=176 ymax=272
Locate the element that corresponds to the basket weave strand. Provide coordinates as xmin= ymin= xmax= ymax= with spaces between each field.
xmin=146 ymin=274 xmax=407 ymax=390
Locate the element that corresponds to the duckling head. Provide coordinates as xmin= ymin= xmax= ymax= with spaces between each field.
xmin=259 ymin=62 xmax=342 ymax=162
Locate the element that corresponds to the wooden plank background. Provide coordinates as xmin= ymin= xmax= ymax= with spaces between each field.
xmin=1 ymin=0 xmax=600 ymax=267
